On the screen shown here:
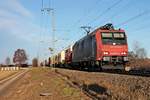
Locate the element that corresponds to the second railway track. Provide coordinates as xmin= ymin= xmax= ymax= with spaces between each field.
xmin=0 ymin=69 xmax=29 ymax=96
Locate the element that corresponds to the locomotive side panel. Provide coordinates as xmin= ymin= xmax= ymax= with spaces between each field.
xmin=72 ymin=35 xmax=96 ymax=62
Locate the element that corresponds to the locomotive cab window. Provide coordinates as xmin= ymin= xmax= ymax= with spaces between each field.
xmin=113 ymin=32 xmax=126 ymax=44
xmin=113 ymin=33 xmax=125 ymax=38
xmin=101 ymin=33 xmax=113 ymax=44
xmin=102 ymin=33 xmax=113 ymax=38
xmin=101 ymin=32 xmax=126 ymax=45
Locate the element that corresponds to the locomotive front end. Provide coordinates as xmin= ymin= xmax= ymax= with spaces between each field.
xmin=101 ymin=32 xmax=128 ymax=64
xmin=96 ymin=24 xmax=128 ymax=67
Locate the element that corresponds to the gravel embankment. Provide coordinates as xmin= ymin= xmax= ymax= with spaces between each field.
xmin=55 ymin=68 xmax=150 ymax=100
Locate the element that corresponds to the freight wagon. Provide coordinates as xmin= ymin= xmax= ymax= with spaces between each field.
xmin=58 ymin=50 xmax=65 ymax=67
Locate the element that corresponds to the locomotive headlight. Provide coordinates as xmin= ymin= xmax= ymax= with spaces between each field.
xmin=103 ymin=51 xmax=109 ymax=55
xmin=121 ymin=52 xmax=127 ymax=55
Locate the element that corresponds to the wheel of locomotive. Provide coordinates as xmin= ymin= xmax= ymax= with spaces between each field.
xmin=122 ymin=63 xmax=128 ymax=73
xmin=80 ymin=62 xmax=85 ymax=71
xmin=79 ymin=62 xmax=82 ymax=70
xmin=98 ymin=61 xmax=103 ymax=71
xmin=88 ymin=61 xmax=95 ymax=72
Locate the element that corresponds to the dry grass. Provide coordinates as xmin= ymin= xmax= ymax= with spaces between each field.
xmin=0 ymin=67 xmax=89 ymax=100
xmin=55 ymin=68 xmax=150 ymax=100
xmin=3 ymin=67 xmax=150 ymax=100
xmin=128 ymin=58 xmax=150 ymax=70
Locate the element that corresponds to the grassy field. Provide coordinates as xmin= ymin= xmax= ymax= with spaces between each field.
xmin=0 ymin=67 xmax=89 ymax=100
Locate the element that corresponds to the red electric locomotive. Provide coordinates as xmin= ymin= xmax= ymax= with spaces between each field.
xmin=72 ymin=23 xmax=128 ymax=70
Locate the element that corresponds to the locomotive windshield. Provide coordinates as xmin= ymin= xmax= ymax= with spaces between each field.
xmin=102 ymin=32 xmax=126 ymax=45
xmin=113 ymin=33 xmax=125 ymax=38
xmin=101 ymin=33 xmax=113 ymax=44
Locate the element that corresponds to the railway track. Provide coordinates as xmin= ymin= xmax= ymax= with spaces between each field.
xmin=0 ymin=69 xmax=29 ymax=96
xmin=54 ymin=66 xmax=150 ymax=77
xmin=100 ymin=69 xmax=150 ymax=77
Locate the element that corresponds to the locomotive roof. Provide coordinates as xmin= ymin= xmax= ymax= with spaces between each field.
xmin=76 ymin=24 xmax=125 ymax=44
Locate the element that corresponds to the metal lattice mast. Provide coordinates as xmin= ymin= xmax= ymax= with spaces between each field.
xmin=51 ymin=9 xmax=55 ymax=56
xmin=41 ymin=0 xmax=55 ymax=67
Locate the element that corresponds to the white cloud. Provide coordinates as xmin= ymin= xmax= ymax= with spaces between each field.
xmin=0 ymin=16 xmax=51 ymax=43
xmin=0 ymin=0 xmax=55 ymax=62
xmin=0 ymin=0 xmax=52 ymax=43
xmin=0 ymin=0 xmax=33 ymax=18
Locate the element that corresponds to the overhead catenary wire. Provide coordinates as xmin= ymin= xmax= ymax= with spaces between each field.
xmin=49 ymin=0 xmax=51 ymax=8
xmin=111 ymin=0 xmax=136 ymax=20
xmin=37 ymin=0 xmax=45 ymax=62
xmin=101 ymin=0 xmax=136 ymax=25
xmin=68 ymin=0 xmax=104 ymax=46
xmin=126 ymin=14 xmax=150 ymax=32
xmin=86 ymin=0 xmax=124 ymax=26
xmin=38 ymin=0 xmax=55 ymax=62
xmin=130 ymin=25 xmax=150 ymax=33
xmin=42 ymin=0 xmax=44 ymax=9
xmin=75 ymin=0 xmax=123 ymax=38
xmin=41 ymin=11 xmax=49 ymax=61
xmin=116 ymin=10 xmax=150 ymax=27
xmin=70 ymin=0 xmax=103 ymax=28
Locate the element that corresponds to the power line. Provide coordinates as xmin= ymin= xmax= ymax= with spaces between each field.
xmin=86 ymin=0 xmax=124 ymax=26
xmin=68 ymin=0 xmax=104 ymax=45
xmin=116 ymin=10 xmax=149 ymax=27
xmin=130 ymin=25 xmax=150 ymax=33
xmin=37 ymin=5 xmax=46 ymax=62
xmin=38 ymin=0 xmax=56 ymax=64
xmin=42 ymin=0 xmax=44 ymax=9
xmin=49 ymin=0 xmax=51 ymax=8
xmin=111 ymin=0 xmax=135 ymax=20
xmin=71 ymin=0 xmax=103 ymax=28
xmin=101 ymin=0 xmax=135 ymax=24
xmin=127 ymin=14 xmax=150 ymax=32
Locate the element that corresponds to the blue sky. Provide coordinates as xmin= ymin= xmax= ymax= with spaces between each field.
xmin=0 ymin=0 xmax=150 ymax=64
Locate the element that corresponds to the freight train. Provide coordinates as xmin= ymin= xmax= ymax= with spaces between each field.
xmin=48 ymin=23 xmax=128 ymax=71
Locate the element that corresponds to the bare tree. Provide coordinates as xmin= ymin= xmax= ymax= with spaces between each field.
xmin=132 ymin=41 xmax=147 ymax=59
xmin=136 ymin=48 xmax=147 ymax=59
xmin=13 ymin=49 xmax=28 ymax=66
xmin=5 ymin=57 xmax=11 ymax=66
xmin=32 ymin=58 xmax=38 ymax=67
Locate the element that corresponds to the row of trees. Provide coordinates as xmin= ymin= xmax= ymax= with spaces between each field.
xmin=128 ymin=41 xmax=149 ymax=69
xmin=130 ymin=41 xmax=147 ymax=59
xmin=3 ymin=41 xmax=148 ymax=67
xmin=132 ymin=41 xmax=147 ymax=59
xmin=4 ymin=49 xmax=39 ymax=67
xmin=4 ymin=49 xmax=28 ymax=66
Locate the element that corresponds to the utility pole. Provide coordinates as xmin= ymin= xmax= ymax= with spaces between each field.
xmin=81 ymin=26 xmax=91 ymax=35
xmin=51 ymin=10 xmax=55 ymax=56
xmin=41 ymin=4 xmax=55 ymax=67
